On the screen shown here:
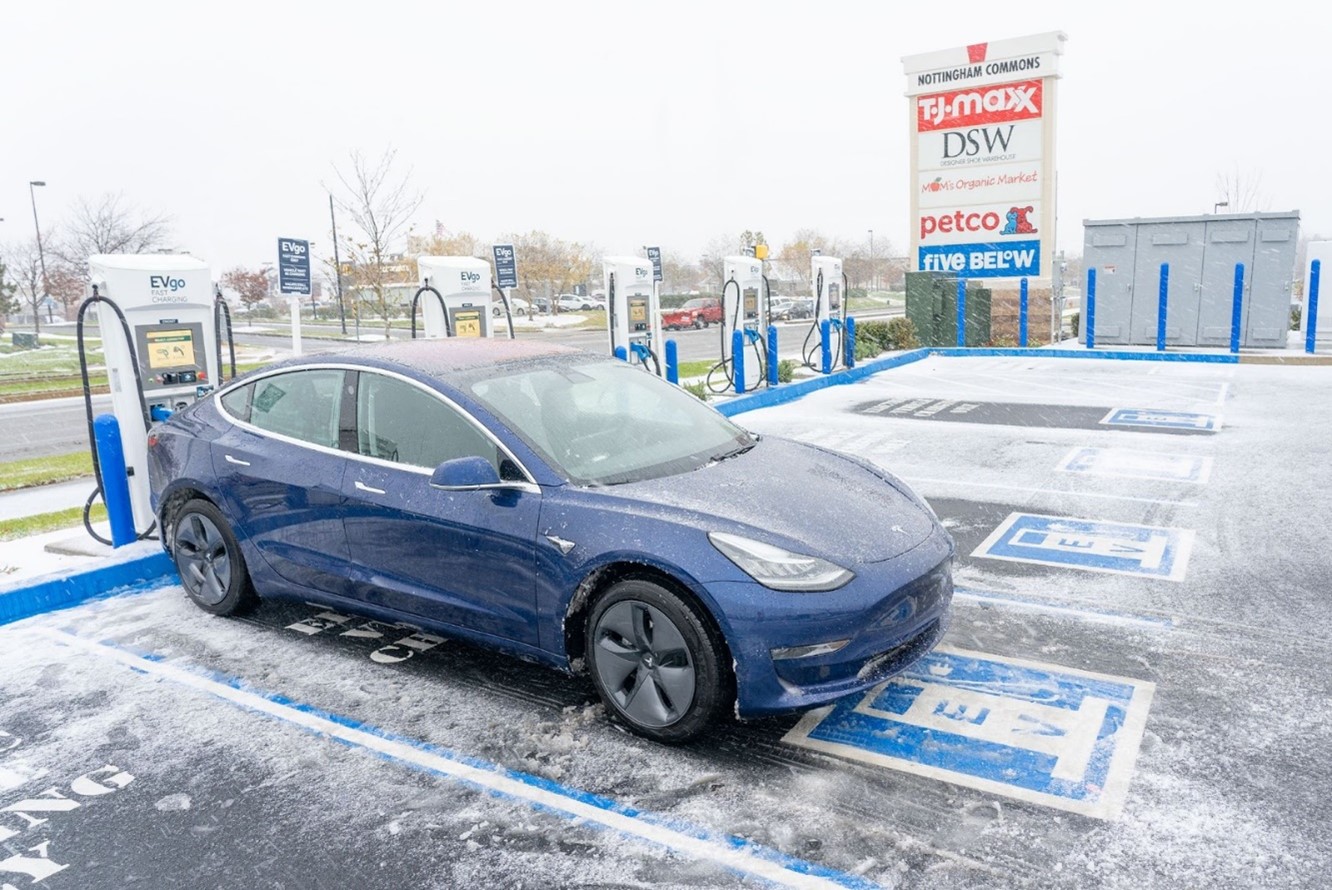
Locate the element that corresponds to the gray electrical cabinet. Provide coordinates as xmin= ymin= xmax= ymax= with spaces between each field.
xmin=1082 ymin=212 xmax=1299 ymax=348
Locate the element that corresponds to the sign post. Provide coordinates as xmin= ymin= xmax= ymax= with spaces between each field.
xmin=492 ymin=243 xmax=518 ymax=325
xmin=278 ymin=237 xmax=311 ymax=356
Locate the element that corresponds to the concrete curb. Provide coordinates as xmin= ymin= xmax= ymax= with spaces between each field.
xmin=0 ymin=543 xmax=177 ymax=627
xmin=716 ymin=345 xmax=1251 ymax=416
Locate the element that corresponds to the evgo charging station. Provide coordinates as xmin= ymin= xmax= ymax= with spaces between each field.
xmin=82 ymin=254 xmax=223 ymax=538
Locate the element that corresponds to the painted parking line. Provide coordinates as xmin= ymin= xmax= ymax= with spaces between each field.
xmin=783 ymin=646 xmax=1154 ymax=821
xmin=1100 ymin=408 xmax=1221 ymax=432
xmin=953 ymin=587 xmax=1175 ymax=630
xmin=972 ymin=513 xmax=1195 ymax=582
xmin=41 ymin=629 xmax=877 ymax=890
xmin=1055 ymin=446 xmax=1213 ymax=484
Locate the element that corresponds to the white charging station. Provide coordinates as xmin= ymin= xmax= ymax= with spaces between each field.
xmin=721 ymin=255 xmax=766 ymax=362
xmin=604 ymin=256 xmax=663 ymax=375
xmin=417 ymin=256 xmax=494 ymax=338
xmin=88 ymin=254 xmax=219 ymax=531
xmin=811 ymin=255 xmax=844 ymax=325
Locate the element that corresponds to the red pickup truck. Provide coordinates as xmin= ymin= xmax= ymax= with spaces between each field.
xmin=661 ymin=297 xmax=723 ymax=330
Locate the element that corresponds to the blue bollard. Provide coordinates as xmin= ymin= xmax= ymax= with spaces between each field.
xmin=665 ymin=339 xmax=679 ymax=384
xmin=766 ymin=325 xmax=778 ymax=387
xmin=1157 ymin=263 xmax=1169 ymax=352
xmin=1231 ymin=263 xmax=1245 ymax=354
xmin=845 ymin=316 xmax=857 ymax=368
xmin=1307 ymin=259 xmax=1321 ymax=354
xmin=1018 ymin=278 xmax=1028 ymax=348
xmin=820 ymin=319 xmax=832 ymax=374
xmin=93 ymin=413 xmax=136 ymax=548
xmin=613 ymin=345 xmax=627 ymax=362
xmin=1086 ymin=267 xmax=1097 ymax=349
xmin=956 ymin=278 xmax=967 ymax=348
xmin=732 ymin=329 xmax=746 ymax=394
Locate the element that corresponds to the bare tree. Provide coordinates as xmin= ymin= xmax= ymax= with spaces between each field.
xmin=5 ymin=239 xmax=48 ymax=337
xmin=494 ymin=230 xmax=594 ymax=304
xmin=0 ymin=254 xmax=18 ymax=332
xmin=1214 ymin=166 xmax=1269 ymax=213
xmin=332 ymin=149 xmax=424 ymax=339
xmin=53 ymin=193 xmax=173 ymax=269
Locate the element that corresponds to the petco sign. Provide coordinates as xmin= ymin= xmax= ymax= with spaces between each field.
xmin=904 ymin=31 xmax=1065 ymax=281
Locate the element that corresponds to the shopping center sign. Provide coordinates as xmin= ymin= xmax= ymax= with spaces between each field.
xmin=903 ymin=32 xmax=1066 ymax=280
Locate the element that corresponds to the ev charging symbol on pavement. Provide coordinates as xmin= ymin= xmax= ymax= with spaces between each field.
xmin=973 ymin=513 xmax=1195 ymax=581
xmin=783 ymin=647 xmax=1155 ymax=820
xmin=1101 ymin=408 xmax=1220 ymax=431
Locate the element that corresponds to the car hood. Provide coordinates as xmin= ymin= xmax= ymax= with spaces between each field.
xmin=608 ymin=436 xmax=937 ymax=564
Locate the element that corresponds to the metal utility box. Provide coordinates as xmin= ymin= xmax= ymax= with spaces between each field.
xmin=1082 ymin=212 xmax=1299 ymax=348
xmin=905 ymin=272 xmax=992 ymax=347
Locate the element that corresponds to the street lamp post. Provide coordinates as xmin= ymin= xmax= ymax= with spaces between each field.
xmin=329 ymin=194 xmax=347 ymax=335
xmin=1214 ymin=201 xmax=1229 ymax=214
xmin=28 ymin=181 xmax=49 ymax=334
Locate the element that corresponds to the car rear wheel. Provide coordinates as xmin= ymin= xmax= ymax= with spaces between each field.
xmin=171 ymin=499 xmax=258 ymax=616
xmin=586 ymin=579 xmax=728 ymax=743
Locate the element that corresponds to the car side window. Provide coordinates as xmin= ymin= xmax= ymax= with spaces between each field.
xmin=357 ymin=373 xmax=500 ymax=473
xmin=247 ymin=369 xmax=344 ymax=449
xmin=219 ymin=384 xmax=253 ymax=423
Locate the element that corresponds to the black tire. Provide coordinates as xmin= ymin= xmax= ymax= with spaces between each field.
xmin=692 ymin=318 xmax=703 ymax=329
xmin=170 ymin=499 xmax=258 ymax=616
xmin=586 ymin=578 xmax=729 ymax=743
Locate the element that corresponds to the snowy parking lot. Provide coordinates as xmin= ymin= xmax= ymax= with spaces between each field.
xmin=2 ymin=355 xmax=1329 ymax=888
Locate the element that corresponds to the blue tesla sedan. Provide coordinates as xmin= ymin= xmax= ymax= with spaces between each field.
xmin=148 ymin=338 xmax=953 ymax=742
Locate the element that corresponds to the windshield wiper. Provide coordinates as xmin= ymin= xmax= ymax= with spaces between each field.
xmin=711 ymin=441 xmax=756 ymax=462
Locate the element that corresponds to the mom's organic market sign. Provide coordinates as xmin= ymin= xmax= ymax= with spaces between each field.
xmin=903 ymin=32 xmax=1065 ymax=279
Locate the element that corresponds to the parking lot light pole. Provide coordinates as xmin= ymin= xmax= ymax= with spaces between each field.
xmin=29 ymin=181 xmax=49 ymax=321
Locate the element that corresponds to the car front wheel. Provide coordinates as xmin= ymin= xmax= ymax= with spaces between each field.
xmin=586 ymin=578 xmax=729 ymax=743
xmin=170 ymin=499 xmax=257 ymax=616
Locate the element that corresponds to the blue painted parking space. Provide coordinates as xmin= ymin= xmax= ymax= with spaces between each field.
xmin=783 ymin=646 xmax=1154 ymax=820
xmin=1101 ymin=408 xmax=1220 ymax=432
xmin=972 ymin=512 xmax=1195 ymax=581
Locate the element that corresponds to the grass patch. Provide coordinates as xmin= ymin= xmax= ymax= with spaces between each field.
xmin=674 ymin=359 xmax=716 ymax=379
xmin=0 ymin=452 xmax=95 ymax=492
xmin=0 ymin=503 xmax=107 ymax=542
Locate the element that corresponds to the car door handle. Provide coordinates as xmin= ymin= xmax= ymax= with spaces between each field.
xmin=224 ymin=454 xmax=251 ymax=466
xmin=355 ymin=480 xmax=386 ymax=495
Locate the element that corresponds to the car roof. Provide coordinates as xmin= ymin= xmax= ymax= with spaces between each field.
xmin=265 ymin=338 xmax=586 ymax=382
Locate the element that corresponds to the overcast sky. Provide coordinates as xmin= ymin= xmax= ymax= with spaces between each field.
xmin=3 ymin=0 xmax=1324 ymax=277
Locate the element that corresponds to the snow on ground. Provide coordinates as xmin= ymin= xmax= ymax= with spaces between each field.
xmin=2 ymin=355 xmax=1330 ymax=888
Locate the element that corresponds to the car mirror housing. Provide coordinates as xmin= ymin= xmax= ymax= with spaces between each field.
xmin=429 ymin=456 xmax=502 ymax=490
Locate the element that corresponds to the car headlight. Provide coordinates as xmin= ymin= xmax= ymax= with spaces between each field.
xmin=708 ymin=532 xmax=855 ymax=591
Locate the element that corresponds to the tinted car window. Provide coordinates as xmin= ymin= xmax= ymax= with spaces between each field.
xmin=357 ymin=372 xmax=499 ymax=472
xmin=219 ymin=383 xmax=252 ymax=423
xmin=248 ymin=369 xmax=344 ymax=448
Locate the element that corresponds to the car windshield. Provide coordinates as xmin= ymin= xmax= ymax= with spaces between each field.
xmin=682 ymin=299 xmax=711 ymax=309
xmin=467 ymin=358 xmax=752 ymax=486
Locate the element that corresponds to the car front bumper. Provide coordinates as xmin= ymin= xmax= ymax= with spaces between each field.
xmin=708 ymin=529 xmax=954 ymax=718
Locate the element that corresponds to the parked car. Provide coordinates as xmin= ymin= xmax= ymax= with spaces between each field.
xmin=768 ymin=297 xmax=796 ymax=322
xmin=556 ymin=294 xmax=604 ymax=312
xmin=149 ymin=339 xmax=954 ymax=743
xmin=530 ymin=297 xmax=552 ymax=314
xmin=492 ymin=296 xmax=531 ymax=317
xmin=661 ymin=297 xmax=723 ymax=330
xmin=790 ymin=297 xmax=815 ymax=320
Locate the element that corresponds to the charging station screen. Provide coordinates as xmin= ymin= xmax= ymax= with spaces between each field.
xmin=743 ymin=287 xmax=758 ymax=318
xmin=629 ymin=298 xmax=648 ymax=330
xmin=146 ymin=329 xmax=197 ymax=370
xmin=453 ymin=308 xmax=483 ymax=338
xmin=828 ymin=283 xmax=841 ymax=309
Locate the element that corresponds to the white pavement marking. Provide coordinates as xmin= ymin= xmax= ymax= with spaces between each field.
xmin=901 ymin=476 xmax=1201 ymax=508
xmin=1053 ymin=447 xmax=1213 ymax=485
xmin=953 ymin=588 xmax=1175 ymax=629
xmin=41 ymin=630 xmax=866 ymax=890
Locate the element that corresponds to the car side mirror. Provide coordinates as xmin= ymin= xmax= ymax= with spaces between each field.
xmin=429 ymin=456 xmax=501 ymax=489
